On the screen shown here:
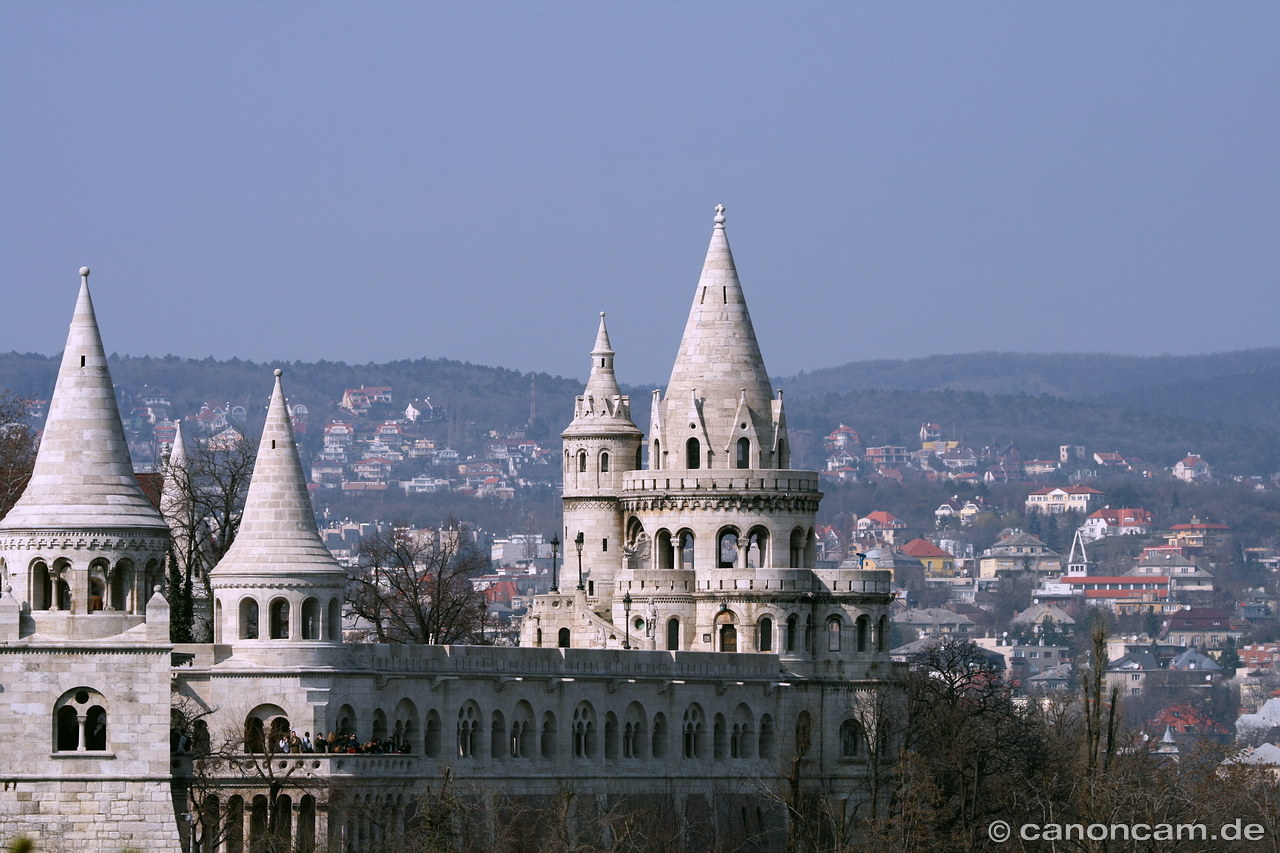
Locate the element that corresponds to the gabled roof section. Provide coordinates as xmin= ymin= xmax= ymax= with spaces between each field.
xmin=665 ymin=205 xmax=775 ymax=419
xmin=211 ymin=370 xmax=345 ymax=580
xmin=901 ymin=538 xmax=952 ymax=559
xmin=1 ymin=270 xmax=167 ymax=532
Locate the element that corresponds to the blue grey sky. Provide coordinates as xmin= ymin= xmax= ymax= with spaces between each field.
xmin=2 ymin=3 xmax=1276 ymax=386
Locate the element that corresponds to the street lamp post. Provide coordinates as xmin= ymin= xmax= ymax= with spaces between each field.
xmin=575 ymin=531 xmax=585 ymax=591
xmin=623 ymin=591 xmax=632 ymax=649
xmin=550 ymin=534 xmax=560 ymax=593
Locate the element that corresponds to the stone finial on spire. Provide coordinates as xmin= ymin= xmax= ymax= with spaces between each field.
xmin=591 ymin=312 xmax=614 ymax=357
xmin=714 ymin=204 xmax=726 ymax=227
xmin=79 ymin=266 xmax=90 ymax=278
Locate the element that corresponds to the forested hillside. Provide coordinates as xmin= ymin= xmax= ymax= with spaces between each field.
xmin=0 ymin=351 xmax=581 ymax=437
xmin=1093 ymin=366 xmax=1280 ymax=431
xmin=778 ymin=388 xmax=1280 ymax=476
xmin=772 ymin=348 xmax=1280 ymax=399
xmin=4 ymin=348 xmax=1279 ymax=477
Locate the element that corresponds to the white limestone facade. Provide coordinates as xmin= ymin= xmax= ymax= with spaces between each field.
xmin=0 ymin=270 xmax=181 ymax=851
xmin=522 ymin=208 xmax=894 ymax=684
xmin=208 ymin=370 xmax=348 ymax=666
xmin=0 ymin=212 xmax=900 ymax=852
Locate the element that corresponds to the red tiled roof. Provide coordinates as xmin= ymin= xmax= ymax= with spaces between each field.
xmin=864 ymin=510 xmax=900 ymax=524
xmin=902 ymin=539 xmax=953 ymax=559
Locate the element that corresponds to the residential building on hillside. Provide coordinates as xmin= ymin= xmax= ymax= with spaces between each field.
xmin=1158 ymin=607 xmax=1244 ymax=650
xmin=934 ymin=495 xmax=990 ymax=526
xmin=864 ymin=445 xmax=909 ymax=466
xmin=901 ymin=538 xmax=956 ymax=578
xmin=1022 ymin=459 xmax=1060 ymax=476
xmin=978 ymin=529 xmax=1062 ymax=580
xmin=1163 ymin=518 xmax=1233 ymax=565
xmin=823 ymin=424 xmax=860 ymax=451
xmin=1172 ymin=454 xmax=1214 ymax=483
xmin=1079 ymin=507 xmax=1155 ymax=542
xmin=1129 ymin=553 xmax=1215 ymax=606
xmin=1024 ymin=485 xmax=1102 ymax=515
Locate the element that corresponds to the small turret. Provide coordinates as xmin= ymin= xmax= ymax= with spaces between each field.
xmin=0 ymin=268 xmax=169 ymax=632
xmin=210 ymin=370 xmax=346 ymax=650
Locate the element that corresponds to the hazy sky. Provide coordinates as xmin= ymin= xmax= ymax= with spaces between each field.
xmin=2 ymin=3 xmax=1276 ymax=386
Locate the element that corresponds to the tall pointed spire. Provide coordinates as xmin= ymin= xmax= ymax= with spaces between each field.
xmin=211 ymin=370 xmax=343 ymax=579
xmin=1 ymin=268 xmax=167 ymax=531
xmin=159 ymin=420 xmax=187 ymax=521
xmin=582 ymin=312 xmax=623 ymax=401
xmin=665 ymin=205 xmax=775 ymax=412
xmin=564 ymin=312 xmax=641 ymax=433
xmin=659 ymin=206 xmax=778 ymax=469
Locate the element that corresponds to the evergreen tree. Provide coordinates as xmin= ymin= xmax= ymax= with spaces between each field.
xmin=1218 ymin=636 xmax=1241 ymax=677
xmin=167 ymin=548 xmax=193 ymax=643
xmin=1025 ymin=511 xmax=1042 ymax=536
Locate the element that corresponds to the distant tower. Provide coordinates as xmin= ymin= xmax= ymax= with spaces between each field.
xmin=209 ymin=370 xmax=347 ymax=659
xmin=1066 ymin=529 xmax=1090 ymax=576
xmin=529 ymin=371 xmax=537 ymax=428
xmin=560 ymin=313 xmax=644 ymax=601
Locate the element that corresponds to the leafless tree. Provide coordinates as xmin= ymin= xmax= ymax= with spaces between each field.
xmin=175 ymin=696 xmax=322 ymax=853
xmin=160 ymin=432 xmax=258 ymax=640
xmin=346 ymin=519 xmax=489 ymax=644
xmin=0 ymin=391 xmax=37 ymax=522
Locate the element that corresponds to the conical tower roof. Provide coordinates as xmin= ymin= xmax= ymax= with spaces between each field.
xmin=564 ymin=313 xmax=642 ymax=437
xmin=584 ymin=312 xmax=623 ymax=400
xmin=211 ymin=370 xmax=344 ymax=581
xmin=1 ymin=269 xmax=167 ymax=532
xmin=159 ymin=420 xmax=187 ymax=522
xmin=665 ymin=205 xmax=775 ymax=415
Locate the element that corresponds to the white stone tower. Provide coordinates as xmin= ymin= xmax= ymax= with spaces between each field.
xmin=561 ymin=313 xmax=645 ymax=600
xmin=0 ymin=268 xmax=180 ymax=851
xmin=0 ymin=267 xmax=170 ymax=630
xmin=209 ymin=369 xmax=347 ymax=659
xmin=524 ymin=208 xmax=893 ymax=674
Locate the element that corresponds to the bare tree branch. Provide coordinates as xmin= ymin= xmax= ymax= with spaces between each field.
xmin=347 ymin=519 xmax=489 ymax=645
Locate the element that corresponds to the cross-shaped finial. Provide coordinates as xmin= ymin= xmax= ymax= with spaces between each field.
xmin=714 ymin=203 xmax=726 ymax=226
